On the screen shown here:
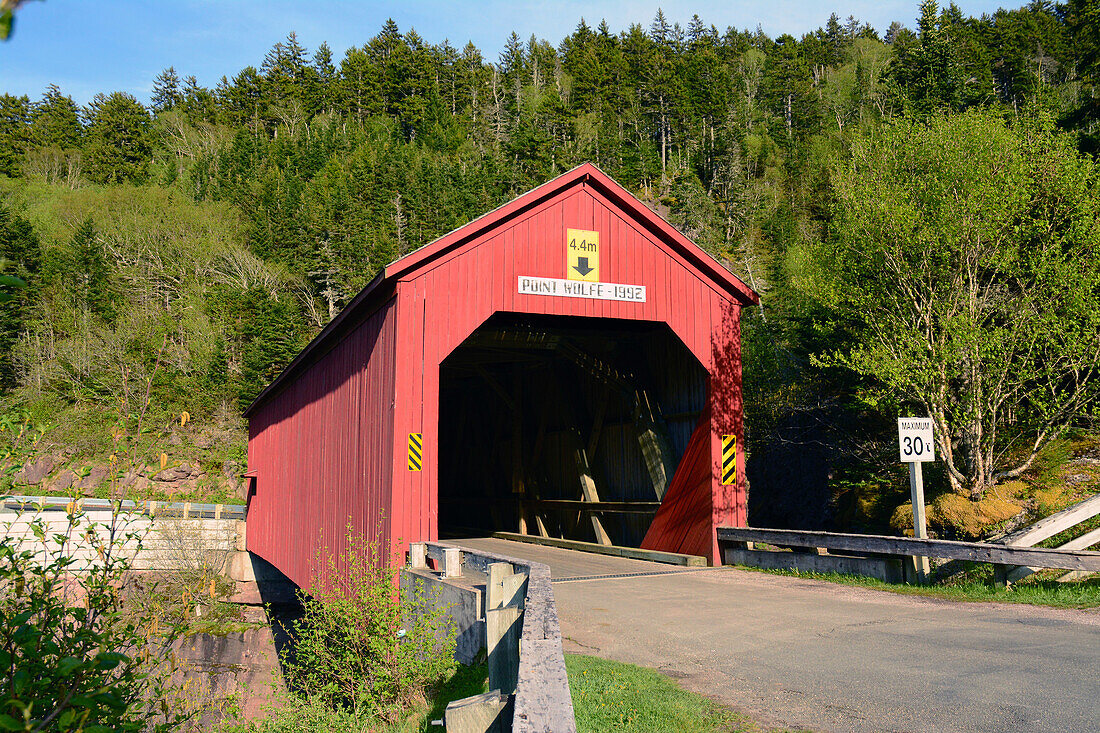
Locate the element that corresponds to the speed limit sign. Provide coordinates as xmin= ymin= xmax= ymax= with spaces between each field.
xmin=897 ymin=417 xmax=936 ymax=463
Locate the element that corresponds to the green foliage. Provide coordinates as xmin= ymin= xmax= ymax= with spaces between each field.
xmin=84 ymin=93 xmax=153 ymax=184
xmin=28 ymin=86 xmax=81 ymax=151
xmin=1062 ymin=0 xmax=1100 ymax=150
xmin=0 ymin=95 xmax=30 ymax=177
xmin=279 ymin=534 xmax=456 ymax=723
xmin=0 ymin=408 xmax=48 ymax=465
xmin=225 ymin=662 xmax=488 ymax=733
xmin=222 ymin=696 xmax=377 ymax=733
xmin=0 ymin=506 xmax=187 ymax=732
xmin=0 ymin=205 xmax=36 ymax=388
xmin=804 ymin=110 xmax=1100 ymax=497
xmin=892 ymin=0 xmax=963 ymax=114
xmin=566 ymin=654 xmax=779 ymax=733
xmin=218 ymin=287 xmax=305 ymax=410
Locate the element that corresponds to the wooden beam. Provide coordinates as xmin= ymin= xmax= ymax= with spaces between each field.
xmin=555 ymin=341 xmax=636 ymax=395
xmin=528 ymin=379 xmax=551 ymax=539
xmin=521 ymin=499 xmax=662 ymax=513
xmin=444 ymin=691 xmax=508 ymax=732
xmin=1008 ymin=525 xmax=1100 ymax=583
xmin=587 ymin=389 xmax=609 ymax=457
xmin=510 ymin=365 xmax=526 ymax=536
xmin=534 ymin=514 xmax=550 ymax=538
xmin=999 ymin=493 xmax=1100 ymax=548
xmin=575 ymin=447 xmax=612 ymax=546
xmin=473 ymin=365 xmax=516 ymax=411
xmin=553 ymin=368 xmax=613 ymax=546
xmin=716 ymin=527 xmax=1100 ymax=572
xmin=634 ymin=389 xmax=676 ymax=500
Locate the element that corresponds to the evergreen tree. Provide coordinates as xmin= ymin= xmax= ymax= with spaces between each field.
xmin=67 ymin=218 xmax=114 ymax=322
xmin=216 ymin=66 xmax=267 ymax=129
xmin=181 ymin=75 xmax=217 ymax=123
xmin=645 ymin=10 xmax=685 ymax=179
xmin=0 ymin=94 xmax=29 ymax=176
xmin=312 ymin=42 xmax=338 ymax=115
xmin=0 ymin=204 xmax=40 ymax=389
xmin=29 ymin=85 xmax=81 ymax=149
xmin=894 ymin=0 xmax=963 ymax=113
xmin=1063 ymin=0 xmax=1100 ymax=149
xmin=263 ymin=32 xmax=314 ymax=121
xmin=83 ymin=92 xmax=152 ymax=183
xmin=766 ymin=34 xmax=813 ymax=140
xmin=151 ymin=66 xmax=182 ymax=113
xmin=338 ymin=47 xmax=382 ymax=124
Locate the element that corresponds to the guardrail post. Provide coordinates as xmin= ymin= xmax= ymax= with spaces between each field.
xmin=443 ymin=547 xmax=463 ymax=578
xmin=486 ymin=562 xmax=524 ymax=696
xmin=409 ymin=542 xmax=427 ymax=569
xmin=444 ymin=689 xmax=508 ymax=732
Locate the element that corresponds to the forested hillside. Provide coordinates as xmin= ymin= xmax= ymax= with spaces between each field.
xmin=1 ymin=1 xmax=1099 ymax=534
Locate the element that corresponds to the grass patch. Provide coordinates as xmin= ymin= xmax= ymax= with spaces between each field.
xmin=566 ymin=654 xmax=798 ymax=733
xmin=734 ymin=564 xmax=1100 ymax=609
xmin=418 ymin=662 xmax=489 ymax=732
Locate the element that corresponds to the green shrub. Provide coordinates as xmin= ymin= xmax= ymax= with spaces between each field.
xmin=0 ymin=503 xmax=187 ymax=732
xmin=279 ymin=533 xmax=457 ymax=723
xmin=227 ymin=695 xmax=376 ymax=733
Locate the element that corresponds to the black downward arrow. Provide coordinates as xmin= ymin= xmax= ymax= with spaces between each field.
xmin=573 ymin=257 xmax=594 ymax=276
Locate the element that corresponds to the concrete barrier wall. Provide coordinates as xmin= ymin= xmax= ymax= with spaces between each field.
xmin=412 ymin=541 xmax=576 ymax=733
xmin=1 ymin=510 xmax=243 ymax=573
xmin=400 ymin=568 xmax=485 ymax=665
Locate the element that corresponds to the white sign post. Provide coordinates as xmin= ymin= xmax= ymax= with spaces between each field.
xmin=898 ymin=417 xmax=936 ymax=582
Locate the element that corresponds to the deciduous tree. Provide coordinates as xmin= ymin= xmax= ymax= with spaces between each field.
xmin=807 ymin=111 xmax=1100 ymax=498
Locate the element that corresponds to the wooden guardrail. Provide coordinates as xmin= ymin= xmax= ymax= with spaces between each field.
xmin=716 ymin=527 xmax=1100 ymax=576
xmin=994 ymin=493 xmax=1100 ymax=582
xmin=413 ymin=541 xmax=576 ymax=733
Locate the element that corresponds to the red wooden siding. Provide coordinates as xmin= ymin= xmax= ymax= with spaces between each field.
xmin=640 ymin=406 xmax=713 ymax=559
xmin=246 ymin=299 xmax=397 ymax=590
xmin=246 ymin=164 xmax=755 ymax=586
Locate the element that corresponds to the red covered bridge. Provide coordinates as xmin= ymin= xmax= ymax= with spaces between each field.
xmin=244 ymin=163 xmax=758 ymax=589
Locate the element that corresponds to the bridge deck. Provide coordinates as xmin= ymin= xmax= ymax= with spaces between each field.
xmin=452 ymin=537 xmax=708 ymax=582
xmin=456 ymin=536 xmax=1100 ymax=733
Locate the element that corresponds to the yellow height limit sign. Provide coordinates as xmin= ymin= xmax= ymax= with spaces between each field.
xmin=567 ymin=228 xmax=599 ymax=282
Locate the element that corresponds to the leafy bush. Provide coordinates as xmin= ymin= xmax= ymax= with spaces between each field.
xmin=221 ymin=695 xmax=377 ymax=733
xmin=279 ymin=533 xmax=456 ymax=723
xmin=0 ymin=503 xmax=186 ymax=732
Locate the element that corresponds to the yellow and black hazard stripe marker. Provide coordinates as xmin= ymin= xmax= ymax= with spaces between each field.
xmin=721 ymin=434 xmax=737 ymax=485
xmin=408 ymin=433 xmax=423 ymax=471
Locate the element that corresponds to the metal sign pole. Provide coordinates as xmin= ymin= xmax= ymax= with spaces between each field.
xmin=909 ymin=460 xmax=930 ymax=582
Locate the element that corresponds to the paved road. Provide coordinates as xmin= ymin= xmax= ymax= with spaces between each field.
xmin=457 ymin=538 xmax=1100 ymax=733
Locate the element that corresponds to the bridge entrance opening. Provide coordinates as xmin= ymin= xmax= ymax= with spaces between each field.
xmin=438 ymin=312 xmax=707 ymax=546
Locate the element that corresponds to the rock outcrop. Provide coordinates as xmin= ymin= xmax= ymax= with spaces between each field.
xmin=13 ymin=454 xmax=60 ymax=485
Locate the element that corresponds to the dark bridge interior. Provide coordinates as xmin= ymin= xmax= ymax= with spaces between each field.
xmin=438 ymin=312 xmax=706 ymax=547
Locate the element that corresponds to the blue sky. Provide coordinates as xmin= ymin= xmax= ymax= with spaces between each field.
xmin=2 ymin=0 xmax=1017 ymax=106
